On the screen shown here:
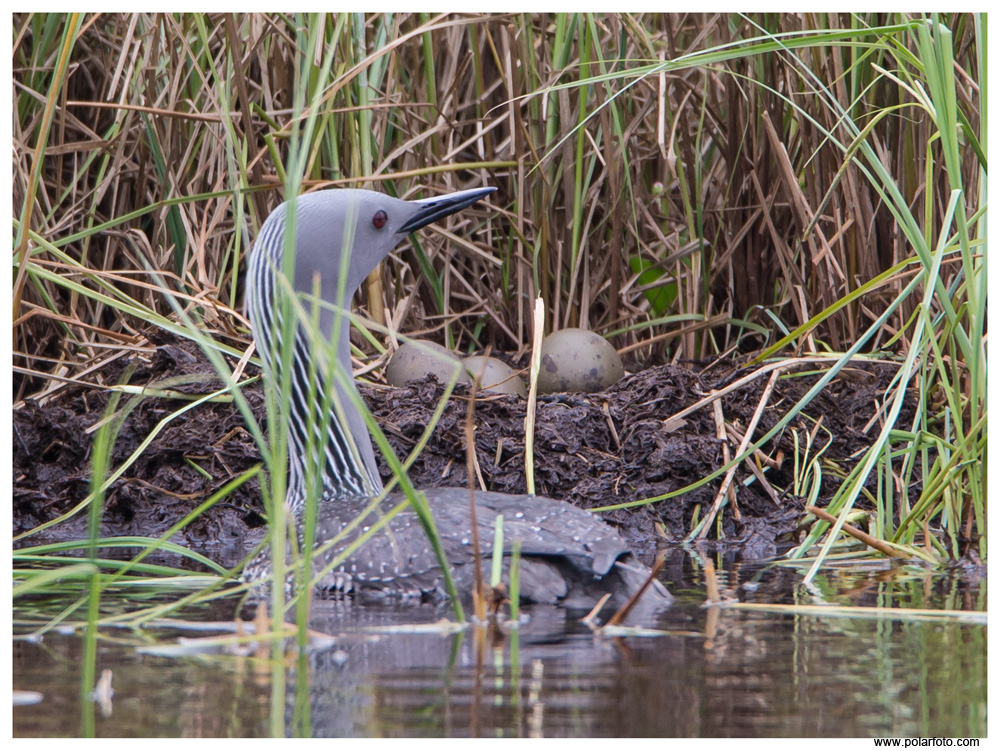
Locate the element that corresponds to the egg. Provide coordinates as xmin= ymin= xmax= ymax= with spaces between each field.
xmin=463 ymin=355 xmax=526 ymax=397
xmin=536 ymin=328 xmax=624 ymax=393
xmin=385 ymin=340 xmax=471 ymax=387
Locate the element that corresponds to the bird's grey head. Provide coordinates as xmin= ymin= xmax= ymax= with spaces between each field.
xmin=257 ymin=187 xmax=495 ymax=312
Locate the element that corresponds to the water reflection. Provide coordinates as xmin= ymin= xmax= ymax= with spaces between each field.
xmin=12 ymin=553 xmax=987 ymax=737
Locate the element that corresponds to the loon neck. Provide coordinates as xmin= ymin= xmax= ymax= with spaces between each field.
xmin=284 ymin=315 xmax=383 ymax=507
xmin=248 ymin=248 xmax=383 ymax=506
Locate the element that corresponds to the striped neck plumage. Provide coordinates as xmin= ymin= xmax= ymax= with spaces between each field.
xmin=246 ymin=210 xmax=383 ymax=508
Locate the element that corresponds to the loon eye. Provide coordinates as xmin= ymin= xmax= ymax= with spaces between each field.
xmin=372 ymin=210 xmax=388 ymax=230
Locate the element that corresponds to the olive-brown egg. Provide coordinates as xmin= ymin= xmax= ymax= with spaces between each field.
xmin=386 ymin=340 xmax=471 ymax=387
xmin=463 ymin=355 xmax=526 ymax=397
xmin=536 ymin=328 xmax=624 ymax=393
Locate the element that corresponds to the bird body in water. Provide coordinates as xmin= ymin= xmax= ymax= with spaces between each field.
xmin=286 ymin=488 xmax=663 ymax=608
xmin=244 ymin=186 xmax=671 ymax=609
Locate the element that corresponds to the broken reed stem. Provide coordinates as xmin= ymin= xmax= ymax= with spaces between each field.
xmin=465 ymin=351 xmax=492 ymax=492
xmin=661 ymin=356 xmax=845 ymax=426
xmin=712 ymin=398 xmax=741 ymax=521
xmin=465 ymin=364 xmax=486 ymax=620
xmin=604 ymin=555 xmax=667 ymax=627
xmin=696 ymin=369 xmax=780 ymax=540
xmin=804 ymin=504 xmax=910 ymax=559
xmin=524 ymin=296 xmax=544 ymax=496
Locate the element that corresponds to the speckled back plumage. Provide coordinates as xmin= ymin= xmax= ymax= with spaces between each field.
xmin=244 ymin=487 xmax=671 ymax=609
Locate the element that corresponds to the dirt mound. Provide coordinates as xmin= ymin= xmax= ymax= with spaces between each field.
xmin=13 ymin=332 xmax=913 ymax=561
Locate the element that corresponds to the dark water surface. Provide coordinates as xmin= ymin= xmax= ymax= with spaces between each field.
xmin=12 ymin=554 xmax=986 ymax=737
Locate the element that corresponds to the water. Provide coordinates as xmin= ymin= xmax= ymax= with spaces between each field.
xmin=12 ymin=552 xmax=987 ymax=737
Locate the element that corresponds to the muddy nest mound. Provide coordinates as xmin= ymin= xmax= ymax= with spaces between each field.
xmin=13 ymin=332 xmax=913 ymax=561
